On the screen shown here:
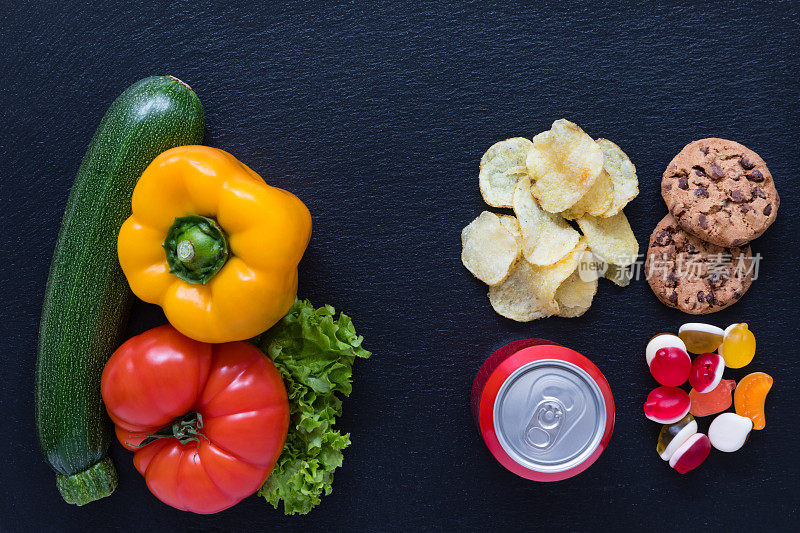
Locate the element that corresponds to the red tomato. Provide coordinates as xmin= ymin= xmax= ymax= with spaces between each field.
xmin=101 ymin=325 xmax=289 ymax=514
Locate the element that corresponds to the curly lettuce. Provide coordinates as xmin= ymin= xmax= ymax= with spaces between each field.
xmin=252 ymin=300 xmax=370 ymax=515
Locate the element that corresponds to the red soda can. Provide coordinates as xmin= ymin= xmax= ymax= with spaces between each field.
xmin=471 ymin=339 xmax=615 ymax=481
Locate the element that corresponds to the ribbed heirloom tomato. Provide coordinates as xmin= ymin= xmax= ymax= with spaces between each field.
xmin=101 ymin=325 xmax=289 ymax=514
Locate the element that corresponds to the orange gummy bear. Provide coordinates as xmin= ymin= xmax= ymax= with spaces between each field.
xmin=734 ymin=372 xmax=773 ymax=430
xmin=689 ymin=379 xmax=736 ymax=417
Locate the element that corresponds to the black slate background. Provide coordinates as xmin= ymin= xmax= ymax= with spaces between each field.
xmin=1 ymin=1 xmax=798 ymax=531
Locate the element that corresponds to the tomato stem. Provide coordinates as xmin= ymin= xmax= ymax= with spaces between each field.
xmin=128 ymin=412 xmax=210 ymax=447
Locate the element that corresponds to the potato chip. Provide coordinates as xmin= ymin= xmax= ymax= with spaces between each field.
xmin=576 ymin=211 xmax=639 ymax=266
xmin=499 ymin=215 xmax=521 ymax=239
xmin=561 ymin=170 xmax=614 ymax=219
xmin=488 ymin=260 xmax=557 ymax=321
xmin=479 ymin=137 xmax=533 ymax=208
xmin=596 ymin=138 xmax=638 ymax=217
xmin=513 ymin=177 xmax=580 ymax=266
xmin=530 ymin=131 xmax=549 ymax=146
xmin=488 ymin=238 xmax=587 ymax=321
xmin=461 ymin=211 xmax=520 ymax=285
xmin=555 ymin=270 xmax=598 ymax=317
xmin=526 ymin=119 xmax=604 ymax=213
xmin=604 ymin=263 xmax=633 ymax=287
xmin=528 ymin=237 xmax=589 ymax=306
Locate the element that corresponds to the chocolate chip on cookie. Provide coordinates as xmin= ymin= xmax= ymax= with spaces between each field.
xmin=747 ymin=169 xmax=764 ymax=182
xmin=645 ymin=214 xmax=754 ymax=314
xmin=661 ymin=138 xmax=779 ymax=247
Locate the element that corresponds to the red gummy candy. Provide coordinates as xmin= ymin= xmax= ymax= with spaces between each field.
xmin=669 ymin=433 xmax=711 ymax=474
xmin=644 ymin=386 xmax=691 ymax=424
xmin=649 ymin=347 xmax=691 ymax=387
xmin=688 ymin=352 xmax=725 ymax=393
xmin=689 ymin=379 xmax=736 ymax=417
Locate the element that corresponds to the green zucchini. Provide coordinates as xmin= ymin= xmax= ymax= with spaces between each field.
xmin=36 ymin=76 xmax=204 ymax=505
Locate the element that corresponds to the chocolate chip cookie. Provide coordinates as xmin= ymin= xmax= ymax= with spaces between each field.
xmin=645 ymin=214 xmax=754 ymax=314
xmin=661 ymin=138 xmax=779 ymax=247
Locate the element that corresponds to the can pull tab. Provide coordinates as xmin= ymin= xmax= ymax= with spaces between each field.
xmin=524 ymin=399 xmax=564 ymax=450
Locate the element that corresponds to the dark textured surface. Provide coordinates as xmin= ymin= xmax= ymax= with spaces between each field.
xmin=1 ymin=1 xmax=798 ymax=531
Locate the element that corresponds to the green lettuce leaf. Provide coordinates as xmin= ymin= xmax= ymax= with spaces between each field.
xmin=252 ymin=300 xmax=370 ymax=515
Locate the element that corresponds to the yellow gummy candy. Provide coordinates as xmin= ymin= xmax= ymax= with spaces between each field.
xmin=720 ymin=323 xmax=756 ymax=368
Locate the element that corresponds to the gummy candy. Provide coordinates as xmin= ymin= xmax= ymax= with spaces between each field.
xmin=646 ymin=333 xmax=687 ymax=365
xmin=656 ymin=413 xmax=697 ymax=460
xmin=688 ymin=352 xmax=725 ymax=393
xmin=678 ymin=323 xmax=725 ymax=354
xmin=735 ymin=372 xmax=773 ymax=430
xmin=689 ymin=379 xmax=736 ymax=417
xmin=644 ymin=386 xmax=691 ymax=424
xmin=708 ymin=413 xmax=752 ymax=452
xmin=719 ymin=323 xmax=756 ymax=369
xmin=648 ymin=346 xmax=691 ymax=387
xmin=669 ymin=433 xmax=711 ymax=474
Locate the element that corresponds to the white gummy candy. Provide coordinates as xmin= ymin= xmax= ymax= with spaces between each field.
xmin=708 ymin=413 xmax=753 ymax=453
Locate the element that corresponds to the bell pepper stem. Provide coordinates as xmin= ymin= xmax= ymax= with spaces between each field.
xmin=163 ymin=215 xmax=229 ymax=284
xmin=176 ymin=240 xmax=195 ymax=262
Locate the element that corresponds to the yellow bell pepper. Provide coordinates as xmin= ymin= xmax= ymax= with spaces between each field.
xmin=118 ymin=145 xmax=311 ymax=343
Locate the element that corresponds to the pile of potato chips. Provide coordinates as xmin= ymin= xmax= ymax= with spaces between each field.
xmin=462 ymin=119 xmax=639 ymax=321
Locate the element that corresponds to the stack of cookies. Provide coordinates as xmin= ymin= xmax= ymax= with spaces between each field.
xmin=646 ymin=139 xmax=779 ymax=314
